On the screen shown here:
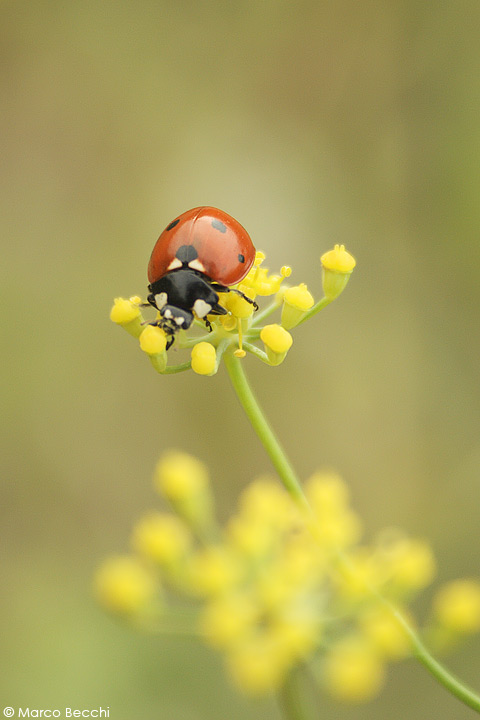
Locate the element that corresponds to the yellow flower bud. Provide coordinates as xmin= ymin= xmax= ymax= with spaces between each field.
xmin=283 ymin=284 xmax=314 ymax=311
xmin=306 ymin=473 xmax=361 ymax=553
xmin=131 ymin=512 xmax=192 ymax=565
xmin=110 ymin=297 xmax=143 ymax=337
xmin=322 ymin=637 xmax=385 ymax=703
xmin=434 ymin=579 xmax=480 ymax=633
xmin=226 ymin=635 xmax=289 ymax=694
xmin=270 ymin=614 xmax=321 ymax=661
xmin=200 ymin=594 xmax=258 ymax=648
xmin=139 ymin=325 xmax=167 ymax=355
xmin=320 ymin=244 xmax=356 ymax=299
xmin=321 ymin=244 xmax=356 ymax=273
xmin=260 ymin=324 xmax=293 ymax=365
xmin=110 ymin=298 xmax=140 ymax=324
xmin=191 ymin=342 xmax=217 ymax=375
xmin=154 ymin=451 xmax=214 ymax=530
xmin=189 ymin=547 xmax=243 ymax=597
xmin=388 ymin=538 xmax=436 ymax=591
xmin=306 ymin=471 xmax=350 ymax=513
xmin=360 ymin=607 xmax=411 ymax=659
xmin=94 ymin=556 xmax=157 ymax=616
xmin=155 ymin=451 xmax=209 ymax=501
xmin=239 ymin=477 xmax=296 ymax=529
xmin=281 ymin=284 xmax=315 ymax=329
xmin=226 ymin=515 xmax=276 ymax=557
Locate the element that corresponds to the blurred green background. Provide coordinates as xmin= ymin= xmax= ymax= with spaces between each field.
xmin=2 ymin=0 xmax=480 ymax=718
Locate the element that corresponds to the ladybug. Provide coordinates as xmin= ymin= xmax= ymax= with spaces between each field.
xmin=147 ymin=206 xmax=257 ymax=348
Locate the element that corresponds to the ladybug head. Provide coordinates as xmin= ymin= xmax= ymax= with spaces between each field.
xmin=159 ymin=304 xmax=194 ymax=337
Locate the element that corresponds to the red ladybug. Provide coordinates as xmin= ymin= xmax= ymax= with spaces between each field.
xmin=147 ymin=207 xmax=257 ymax=347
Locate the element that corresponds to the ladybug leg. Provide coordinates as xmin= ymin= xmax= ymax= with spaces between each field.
xmin=158 ymin=319 xmax=177 ymax=349
xmin=212 ymin=285 xmax=259 ymax=311
xmin=207 ymin=303 xmax=228 ymax=317
xmin=233 ymin=290 xmax=258 ymax=311
xmin=204 ymin=318 xmax=213 ymax=332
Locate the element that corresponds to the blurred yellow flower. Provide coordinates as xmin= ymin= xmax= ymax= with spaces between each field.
xmin=360 ymin=606 xmax=412 ymax=659
xmin=94 ymin=556 xmax=158 ymax=616
xmin=322 ymin=637 xmax=385 ymax=702
xmin=132 ymin=512 xmax=192 ymax=566
xmin=434 ymin=579 xmax=480 ymax=633
xmin=97 ymin=452 xmax=478 ymax=703
xmin=226 ymin=634 xmax=290 ymax=694
xmin=154 ymin=451 xmax=209 ymax=501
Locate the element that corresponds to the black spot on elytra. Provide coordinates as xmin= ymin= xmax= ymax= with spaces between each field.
xmin=176 ymin=245 xmax=198 ymax=263
xmin=166 ymin=219 xmax=180 ymax=231
xmin=211 ymin=219 xmax=227 ymax=233
xmin=238 ymin=254 xmax=245 ymax=263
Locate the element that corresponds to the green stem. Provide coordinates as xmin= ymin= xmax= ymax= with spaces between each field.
xmin=339 ymin=547 xmax=480 ymax=713
xmin=224 ymin=350 xmax=480 ymax=715
xmin=296 ymin=296 xmax=333 ymax=326
xmin=179 ymin=333 xmax=213 ymax=348
xmin=251 ymin=298 xmax=282 ymax=327
xmin=242 ymin=341 xmax=270 ymax=364
xmin=223 ymin=350 xmax=309 ymax=512
xmin=148 ymin=353 xmax=167 ymax=373
xmin=388 ymin=603 xmax=480 ymax=713
xmin=214 ymin=338 xmax=230 ymax=373
xmin=279 ymin=667 xmax=313 ymax=720
xmin=161 ymin=361 xmax=192 ymax=374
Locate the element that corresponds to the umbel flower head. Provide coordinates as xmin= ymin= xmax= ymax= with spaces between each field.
xmin=94 ymin=452 xmax=480 ymax=700
xmin=110 ymin=245 xmax=356 ymax=376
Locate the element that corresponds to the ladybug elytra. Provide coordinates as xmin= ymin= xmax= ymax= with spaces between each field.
xmin=147 ymin=207 xmax=257 ymax=348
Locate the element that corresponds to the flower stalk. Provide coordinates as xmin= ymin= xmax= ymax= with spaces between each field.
xmin=279 ymin=666 xmax=313 ymax=720
xmin=223 ymin=349 xmax=309 ymax=513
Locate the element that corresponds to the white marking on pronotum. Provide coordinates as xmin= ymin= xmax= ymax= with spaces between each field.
xmin=193 ymin=299 xmax=212 ymax=318
xmin=163 ymin=308 xmax=173 ymax=319
xmin=188 ymin=259 xmax=206 ymax=273
xmin=167 ymin=258 xmax=183 ymax=271
xmin=154 ymin=292 xmax=167 ymax=309
xmin=175 ymin=316 xmax=185 ymax=326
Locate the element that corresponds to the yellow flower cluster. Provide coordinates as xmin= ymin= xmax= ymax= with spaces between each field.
xmin=94 ymin=452 xmax=480 ymax=701
xmin=110 ymin=245 xmax=356 ymax=375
